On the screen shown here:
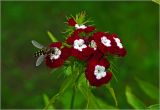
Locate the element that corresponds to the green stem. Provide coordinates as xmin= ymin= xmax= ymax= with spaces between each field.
xmin=70 ymin=86 xmax=76 ymax=109
xmin=62 ymin=42 xmax=71 ymax=48
xmin=70 ymin=62 xmax=83 ymax=109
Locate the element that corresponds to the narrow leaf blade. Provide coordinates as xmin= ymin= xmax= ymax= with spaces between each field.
xmin=44 ymin=74 xmax=75 ymax=109
xmin=47 ymin=31 xmax=58 ymax=42
xmin=106 ymin=85 xmax=118 ymax=107
xmin=125 ymin=86 xmax=145 ymax=109
xmin=136 ymin=78 xmax=159 ymax=100
xmin=148 ymin=104 xmax=160 ymax=109
xmin=78 ymin=84 xmax=99 ymax=109
xmin=43 ymin=94 xmax=54 ymax=109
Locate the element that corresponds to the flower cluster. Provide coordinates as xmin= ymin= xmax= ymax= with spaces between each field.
xmin=44 ymin=14 xmax=126 ymax=87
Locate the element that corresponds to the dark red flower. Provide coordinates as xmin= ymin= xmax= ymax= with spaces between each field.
xmin=110 ymin=34 xmax=127 ymax=57
xmin=85 ymin=26 xmax=95 ymax=33
xmin=66 ymin=34 xmax=94 ymax=60
xmin=45 ymin=55 xmax=64 ymax=68
xmin=87 ymin=49 xmax=104 ymax=63
xmin=66 ymin=33 xmax=79 ymax=45
xmin=85 ymin=57 xmax=112 ymax=87
xmin=93 ymin=32 xmax=127 ymax=57
xmin=74 ymin=26 xmax=95 ymax=34
xmin=61 ymin=47 xmax=71 ymax=60
xmin=67 ymin=18 xmax=95 ymax=33
xmin=45 ymin=42 xmax=70 ymax=68
xmin=87 ymin=36 xmax=97 ymax=51
xmin=49 ymin=42 xmax=62 ymax=48
xmin=67 ymin=18 xmax=76 ymax=26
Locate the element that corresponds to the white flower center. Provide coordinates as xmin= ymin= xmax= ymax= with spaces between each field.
xmin=75 ymin=24 xmax=87 ymax=29
xmin=94 ymin=65 xmax=106 ymax=80
xmin=101 ymin=36 xmax=111 ymax=47
xmin=73 ymin=39 xmax=87 ymax=51
xmin=114 ymin=38 xmax=123 ymax=48
xmin=89 ymin=40 xmax=97 ymax=50
xmin=50 ymin=47 xmax=61 ymax=60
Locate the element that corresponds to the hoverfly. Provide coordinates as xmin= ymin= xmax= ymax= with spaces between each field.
xmin=31 ymin=40 xmax=59 ymax=66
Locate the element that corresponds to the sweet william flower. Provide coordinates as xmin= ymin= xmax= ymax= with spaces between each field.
xmin=110 ymin=34 xmax=127 ymax=57
xmin=93 ymin=32 xmax=114 ymax=54
xmin=87 ymin=36 xmax=98 ymax=51
xmin=45 ymin=42 xmax=71 ymax=68
xmin=66 ymin=33 xmax=94 ymax=60
xmin=93 ymin=32 xmax=127 ymax=57
xmin=67 ymin=18 xmax=76 ymax=26
xmin=74 ymin=26 xmax=95 ymax=34
xmin=85 ymin=56 xmax=112 ymax=87
xmin=32 ymin=12 xmax=127 ymax=93
xmin=67 ymin=18 xmax=95 ymax=34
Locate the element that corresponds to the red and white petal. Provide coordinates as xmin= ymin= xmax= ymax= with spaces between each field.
xmin=85 ymin=58 xmax=112 ymax=87
xmin=66 ymin=34 xmax=80 ymax=45
xmin=70 ymin=46 xmax=94 ymax=60
xmin=110 ymin=34 xmax=127 ymax=57
xmin=75 ymin=24 xmax=87 ymax=29
xmin=86 ymin=70 xmax=112 ymax=87
xmin=45 ymin=43 xmax=71 ymax=68
xmin=93 ymin=32 xmax=111 ymax=54
xmin=45 ymin=55 xmax=64 ymax=68
xmin=73 ymin=26 xmax=95 ymax=35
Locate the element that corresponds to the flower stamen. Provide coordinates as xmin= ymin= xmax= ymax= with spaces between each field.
xmin=89 ymin=40 xmax=97 ymax=50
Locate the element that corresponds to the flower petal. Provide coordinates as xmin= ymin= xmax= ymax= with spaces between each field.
xmin=85 ymin=57 xmax=112 ymax=87
xmin=49 ymin=42 xmax=62 ymax=48
xmin=45 ymin=55 xmax=64 ymax=68
xmin=67 ymin=18 xmax=76 ymax=26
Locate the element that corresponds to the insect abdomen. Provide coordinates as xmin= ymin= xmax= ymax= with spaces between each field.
xmin=34 ymin=50 xmax=45 ymax=57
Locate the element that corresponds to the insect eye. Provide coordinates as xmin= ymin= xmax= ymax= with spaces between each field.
xmin=52 ymin=51 xmax=54 ymax=54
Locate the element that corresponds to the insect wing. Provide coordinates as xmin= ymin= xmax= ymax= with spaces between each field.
xmin=31 ymin=40 xmax=44 ymax=49
xmin=36 ymin=54 xmax=45 ymax=66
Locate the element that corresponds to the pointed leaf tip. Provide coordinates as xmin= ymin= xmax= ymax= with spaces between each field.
xmin=47 ymin=31 xmax=58 ymax=42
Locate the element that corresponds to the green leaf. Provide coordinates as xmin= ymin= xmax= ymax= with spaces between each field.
xmin=64 ymin=66 xmax=72 ymax=76
xmin=148 ymin=104 xmax=160 ymax=109
xmin=152 ymin=0 xmax=160 ymax=5
xmin=74 ymin=11 xmax=87 ymax=25
xmin=47 ymin=31 xmax=58 ymax=42
xmin=125 ymin=86 xmax=146 ymax=109
xmin=49 ymin=67 xmax=63 ymax=74
xmin=106 ymin=84 xmax=118 ymax=107
xmin=78 ymin=82 xmax=116 ymax=109
xmin=135 ymin=78 xmax=159 ymax=100
xmin=43 ymin=94 xmax=54 ymax=109
xmin=96 ymin=97 xmax=116 ymax=109
xmin=59 ymin=74 xmax=75 ymax=93
xmin=78 ymin=84 xmax=99 ymax=109
xmin=108 ymin=61 xmax=118 ymax=82
xmin=44 ymin=74 xmax=76 ymax=109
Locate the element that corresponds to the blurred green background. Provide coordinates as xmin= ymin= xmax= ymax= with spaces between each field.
xmin=1 ymin=1 xmax=159 ymax=109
